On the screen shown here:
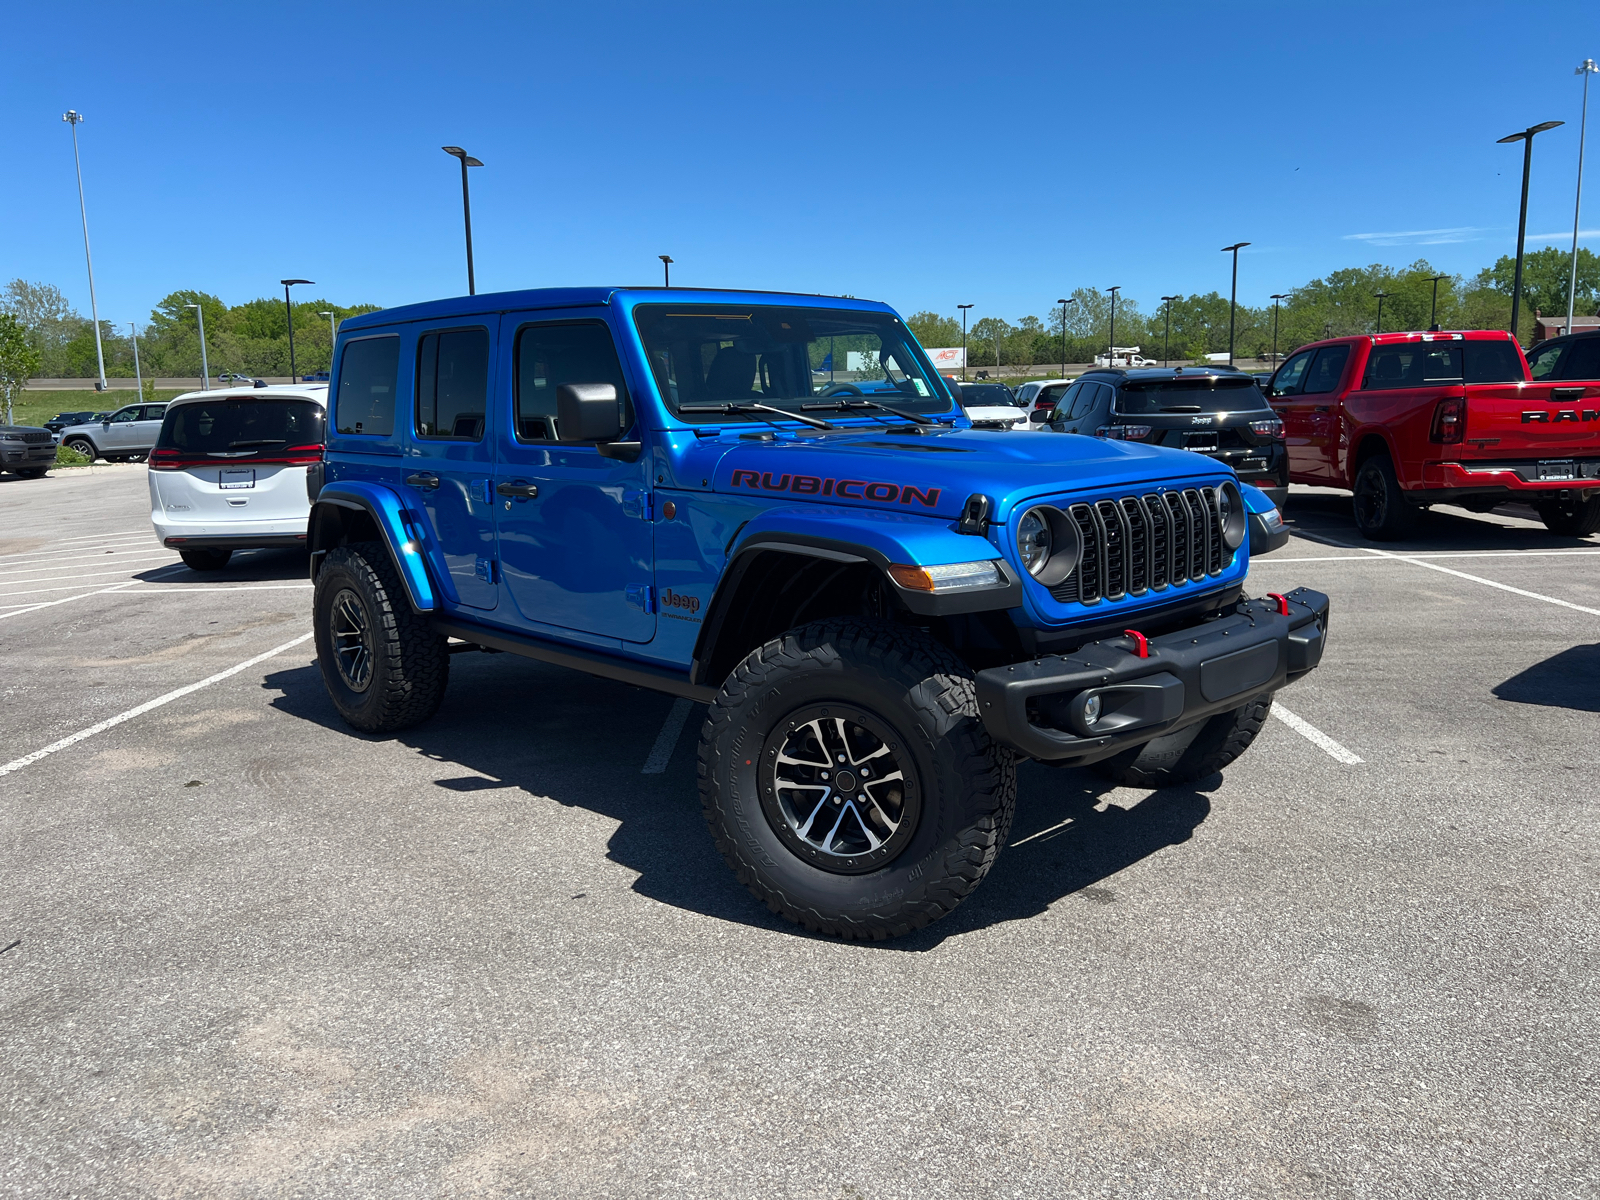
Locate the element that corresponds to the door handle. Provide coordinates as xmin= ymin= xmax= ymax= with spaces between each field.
xmin=1312 ymin=406 xmax=1331 ymax=413
xmin=496 ymin=480 xmax=538 ymax=499
xmin=405 ymin=472 xmax=440 ymax=490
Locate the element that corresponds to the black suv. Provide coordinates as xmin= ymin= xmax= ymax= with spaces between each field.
xmin=1526 ymin=329 xmax=1600 ymax=382
xmin=1029 ymin=367 xmax=1288 ymax=507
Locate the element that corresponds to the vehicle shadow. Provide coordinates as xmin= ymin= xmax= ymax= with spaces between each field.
xmin=1493 ymin=644 xmax=1600 ymax=713
xmin=1284 ymin=489 xmax=1598 ymax=553
xmin=262 ymin=650 xmax=1213 ymax=948
xmin=133 ymin=547 xmax=311 ymax=584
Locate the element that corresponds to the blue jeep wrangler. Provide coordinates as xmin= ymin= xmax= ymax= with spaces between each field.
xmin=308 ymin=288 xmax=1323 ymax=940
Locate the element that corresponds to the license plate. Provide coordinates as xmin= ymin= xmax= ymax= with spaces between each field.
xmin=1538 ymin=460 xmax=1576 ymax=481
xmin=219 ymin=468 xmax=256 ymax=489
xmin=1184 ymin=434 xmax=1219 ymax=451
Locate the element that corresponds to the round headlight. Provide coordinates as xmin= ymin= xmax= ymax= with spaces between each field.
xmin=1017 ymin=505 xmax=1083 ymax=587
xmin=1219 ymin=481 xmax=1247 ymax=551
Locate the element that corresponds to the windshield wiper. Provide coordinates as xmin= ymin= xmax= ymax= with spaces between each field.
xmin=228 ymin=438 xmax=288 ymax=447
xmin=801 ymin=398 xmax=937 ymax=426
xmin=678 ymin=402 xmax=834 ymax=430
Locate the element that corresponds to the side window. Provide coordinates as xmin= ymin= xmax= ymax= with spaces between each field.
xmin=1270 ymin=351 xmax=1314 ymax=397
xmin=1362 ymin=346 xmax=1424 ymax=390
xmin=1050 ymin=382 xmax=1082 ymax=420
xmin=336 ymin=335 xmax=400 ymax=436
xmin=1302 ymin=346 xmax=1351 ymax=394
xmin=514 ymin=321 xmax=632 ymax=443
xmin=1528 ymin=342 xmax=1566 ymax=380
xmin=110 ymin=407 xmax=139 ymax=424
xmin=1462 ymin=340 xmax=1524 ymax=384
xmin=415 ymin=327 xmax=489 ymax=440
xmin=1559 ymin=337 xmax=1600 ymax=380
xmin=1075 ymin=381 xmax=1110 ymax=419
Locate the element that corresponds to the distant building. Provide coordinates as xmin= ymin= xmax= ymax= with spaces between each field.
xmin=1532 ymin=310 xmax=1600 ymax=342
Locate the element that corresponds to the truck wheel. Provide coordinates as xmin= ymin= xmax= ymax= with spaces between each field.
xmin=1352 ymin=453 xmax=1415 ymax=540
xmin=313 ymin=540 xmax=449 ymax=733
xmin=699 ymin=617 xmax=1016 ymax=940
xmin=63 ymin=437 xmax=96 ymax=462
xmin=1536 ymin=494 xmax=1600 ymax=537
xmin=1092 ymin=694 xmax=1274 ymax=788
xmin=179 ymin=548 xmax=232 ymax=571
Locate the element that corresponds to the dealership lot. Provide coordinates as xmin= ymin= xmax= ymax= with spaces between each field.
xmin=2 ymin=466 xmax=1596 ymax=1198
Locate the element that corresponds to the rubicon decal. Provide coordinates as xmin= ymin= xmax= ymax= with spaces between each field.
xmin=729 ymin=470 xmax=941 ymax=507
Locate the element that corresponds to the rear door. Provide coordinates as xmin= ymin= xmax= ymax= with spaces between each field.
xmin=493 ymin=311 xmax=655 ymax=643
xmin=406 ymin=322 xmax=498 ymax=611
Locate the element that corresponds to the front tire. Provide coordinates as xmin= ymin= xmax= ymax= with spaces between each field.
xmin=63 ymin=437 xmax=96 ymax=462
xmin=699 ymin=618 xmax=1016 ymax=940
xmin=1092 ymin=694 xmax=1274 ymax=788
xmin=1536 ymin=494 xmax=1600 ymax=537
xmin=1352 ymin=453 xmax=1415 ymax=540
xmin=313 ymin=541 xmax=449 ymax=733
xmin=179 ymin=548 xmax=232 ymax=571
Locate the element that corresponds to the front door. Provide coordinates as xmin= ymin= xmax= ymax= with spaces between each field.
xmin=493 ymin=312 xmax=655 ymax=643
xmin=102 ymin=405 xmax=142 ymax=451
xmin=406 ymin=323 xmax=498 ymax=610
xmin=1267 ymin=351 xmax=1318 ymax=481
xmin=1297 ymin=344 xmax=1351 ymax=482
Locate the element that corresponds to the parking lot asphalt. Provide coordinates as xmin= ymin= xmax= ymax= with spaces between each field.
xmin=2 ymin=467 xmax=1596 ymax=1199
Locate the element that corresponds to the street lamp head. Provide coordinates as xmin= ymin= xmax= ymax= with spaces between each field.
xmin=1161 ymin=294 xmax=1178 ymax=302
xmin=281 ymin=278 xmax=314 ymax=287
xmin=1221 ymin=242 xmax=1251 ymax=253
xmin=185 ymin=303 xmax=199 ymax=310
xmin=1106 ymin=285 xmax=1120 ymax=294
xmin=957 ymin=303 xmax=973 ymax=310
xmin=1056 ymin=298 xmax=1068 ymax=305
xmin=658 ymin=255 xmax=673 ymax=265
xmin=442 ymin=146 xmax=484 ymax=166
xmin=1270 ymin=293 xmax=1290 ymax=300
xmin=1498 ymin=121 xmax=1564 ymax=143
xmin=62 ymin=110 xmax=83 ymax=124
xmin=1581 ymin=60 xmax=1599 ymax=75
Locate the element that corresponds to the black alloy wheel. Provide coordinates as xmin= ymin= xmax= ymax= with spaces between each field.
xmin=1537 ymin=494 xmax=1600 ymax=537
xmin=330 ymin=587 xmax=373 ymax=692
xmin=64 ymin=437 xmax=96 ymax=461
xmin=1352 ymin=454 xmax=1414 ymax=540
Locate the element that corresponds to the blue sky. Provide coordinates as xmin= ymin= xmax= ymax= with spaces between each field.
xmin=5 ymin=0 xmax=1598 ymax=327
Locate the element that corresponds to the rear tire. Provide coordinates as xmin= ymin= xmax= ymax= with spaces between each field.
xmin=17 ymin=469 xmax=47 ymax=479
xmin=313 ymin=541 xmax=449 ymax=733
xmin=63 ymin=437 xmax=96 ymax=462
xmin=1092 ymin=694 xmax=1274 ymax=788
xmin=1536 ymin=494 xmax=1600 ymax=537
xmin=1352 ymin=453 xmax=1415 ymax=540
xmin=699 ymin=617 xmax=1016 ymax=940
xmin=179 ymin=548 xmax=232 ymax=571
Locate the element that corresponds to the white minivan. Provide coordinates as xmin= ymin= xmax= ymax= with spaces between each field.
xmin=148 ymin=384 xmax=327 ymax=570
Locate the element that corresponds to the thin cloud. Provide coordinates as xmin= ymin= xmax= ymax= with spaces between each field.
xmin=1525 ymin=229 xmax=1600 ymax=241
xmin=1343 ymin=227 xmax=1486 ymax=246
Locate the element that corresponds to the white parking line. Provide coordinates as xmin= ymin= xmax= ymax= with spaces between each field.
xmin=0 ymin=631 xmax=314 ymax=779
xmin=642 ymin=698 xmax=696 ymax=773
xmin=120 ymin=584 xmax=313 ymax=593
xmin=0 ymin=565 xmax=185 ymax=590
xmin=17 ymin=529 xmax=153 ymax=546
xmin=1259 ymin=548 xmax=1600 ymax=563
xmin=1271 ymin=704 xmax=1364 ymax=764
xmin=0 ymin=545 xmax=168 ymax=568
xmin=1360 ymin=548 xmax=1600 ymax=616
xmin=0 ymin=580 xmax=141 ymax=621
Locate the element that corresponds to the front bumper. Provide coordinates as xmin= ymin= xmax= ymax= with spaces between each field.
xmin=977 ymin=587 xmax=1328 ymax=762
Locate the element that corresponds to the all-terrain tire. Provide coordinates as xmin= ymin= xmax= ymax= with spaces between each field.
xmin=1536 ymin=494 xmax=1600 ymax=537
xmin=699 ymin=617 xmax=1016 ymax=940
xmin=64 ymin=437 xmax=96 ymax=462
xmin=1352 ymin=453 xmax=1415 ymax=541
xmin=179 ymin=548 xmax=232 ymax=571
xmin=313 ymin=540 xmax=449 ymax=733
xmin=1092 ymin=693 xmax=1274 ymax=788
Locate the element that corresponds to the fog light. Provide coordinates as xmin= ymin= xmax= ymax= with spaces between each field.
xmin=1082 ymin=695 xmax=1102 ymax=724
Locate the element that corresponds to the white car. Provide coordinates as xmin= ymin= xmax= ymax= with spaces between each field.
xmin=950 ymin=381 xmax=1029 ymax=430
xmin=147 ymin=384 xmax=327 ymax=570
xmin=1013 ymin=379 xmax=1076 ymax=426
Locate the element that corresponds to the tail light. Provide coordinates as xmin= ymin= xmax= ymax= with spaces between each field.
xmin=147 ymin=444 xmax=325 ymax=470
xmin=1098 ymin=424 xmax=1152 ymax=440
xmin=1430 ymin=397 xmax=1464 ymax=444
xmin=1248 ymin=419 xmax=1284 ymax=439
xmin=1034 ymin=399 xmax=1054 ymax=411
xmin=148 ymin=447 xmax=183 ymax=471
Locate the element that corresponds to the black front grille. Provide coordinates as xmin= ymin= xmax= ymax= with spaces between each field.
xmin=1049 ymin=486 xmax=1227 ymax=605
xmin=24 ymin=431 xmax=53 ymax=444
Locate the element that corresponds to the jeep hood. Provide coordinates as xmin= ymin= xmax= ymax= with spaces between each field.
xmin=698 ymin=427 xmax=1229 ymax=521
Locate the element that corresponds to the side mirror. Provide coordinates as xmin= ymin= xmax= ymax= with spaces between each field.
xmin=102 ymin=419 xmax=112 ymax=427
xmin=556 ymin=383 xmax=623 ymax=443
xmin=1028 ymin=409 xmax=1050 ymax=422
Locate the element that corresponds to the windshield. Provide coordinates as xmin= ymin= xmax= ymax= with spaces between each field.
xmin=1116 ymin=377 xmax=1271 ymax=415
xmin=958 ymin=384 xmax=1019 ymax=407
xmin=158 ymin=398 xmax=325 ymax=453
xmin=632 ymin=304 xmax=955 ymax=420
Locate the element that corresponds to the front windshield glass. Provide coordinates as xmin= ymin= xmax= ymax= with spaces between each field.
xmin=632 ymin=304 xmax=954 ymax=420
xmin=1116 ymin=376 xmax=1271 ymax=415
xmin=957 ymin=384 xmax=1019 ymax=407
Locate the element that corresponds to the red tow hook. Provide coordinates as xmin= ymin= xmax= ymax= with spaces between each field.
xmin=1266 ymin=592 xmax=1291 ymax=616
xmin=1122 ymin=629 xmax=1149 ymax=658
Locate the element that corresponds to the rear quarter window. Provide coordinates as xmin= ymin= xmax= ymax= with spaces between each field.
xmin=336 ymin=335 xmax=401 ymax=436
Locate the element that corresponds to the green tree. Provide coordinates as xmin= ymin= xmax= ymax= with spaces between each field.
xmin=1483 ymin=245 xmax=1600 ymax=323
xmin=904 ymin=311 xmax=962 ymax=348
xmin=0 ymin=313 xmax=43 ymax=425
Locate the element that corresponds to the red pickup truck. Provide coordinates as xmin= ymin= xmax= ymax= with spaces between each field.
xmin=1264 ymin=330 xmax=1600 ymax=538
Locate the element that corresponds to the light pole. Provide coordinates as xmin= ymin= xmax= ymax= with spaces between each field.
xmin=1106 ymin=287 xmax=1121 ymax=365
xmin=1567 ymin=60 xmax=1599 ymax=337
xmin=319 ymin=311 xmax=338 ymax=373
xmin=186 ymin=303 xmax=210 ymax=390
xmin=1057 ymin=298 xmax=1075 ymax=377
xmin=1160 ymin=295 xmax=1178 ymax=366
xmin=994 ymin=321 xmax=1003 ymax=377
xmin=129 ymin=322 xmax=143 ymax=400
xmin=62 ymin=111 xmax=107 ymax=392
xmin=1373 ymin=291 xmax=1392 ymax=334
xmin=1497 ymin=120 xmax=1565 ymax=341
xmin=1221 ymin=242 xmax=1250 ymax=367
xmin=441 ymin=146 xmax=483 ymax=294
xmin=281 ymin=279 xmax=313 ymax=383
xmin=659 ymin=255 xmax=673 ymax=287
xmin=1269 ymin=293 xmax=1289 ymax=364
xmin=957 ymin=304 xmax=973 ymax=380
xmin=1425 ymin=274 xmax=1448 ymax=330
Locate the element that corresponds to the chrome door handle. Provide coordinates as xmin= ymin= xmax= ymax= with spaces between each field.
xmin=496 ymin=480 xmax=538 ymax=499
xmin=405 ymin=472 xmax=440 ymax=490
